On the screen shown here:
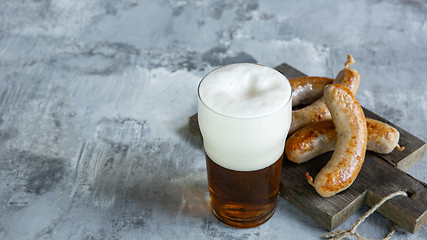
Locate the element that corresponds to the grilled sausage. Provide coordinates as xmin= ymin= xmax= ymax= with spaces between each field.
xmin=305 ymin=84 xmax=367 ymax=197
xmin=288 ymin=55 xmax=360 ymax=135
xmin=290 ymin=77 xmax=334 ymax=107
xmin=366 ymin=118 xmax=405 ymax=153
xmin=285 ymin=118 xmax=404 ymax=164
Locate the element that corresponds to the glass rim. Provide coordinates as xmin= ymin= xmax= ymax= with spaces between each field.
xmin=197 ymin=63 xmax=293 ymax=120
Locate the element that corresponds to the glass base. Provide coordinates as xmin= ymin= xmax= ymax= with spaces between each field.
xmin=211 ymin=203 xmax=276 ymax=228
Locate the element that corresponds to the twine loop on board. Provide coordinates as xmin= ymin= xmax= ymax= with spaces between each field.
xmin=324 ymin=190 xmax=408 ymax=240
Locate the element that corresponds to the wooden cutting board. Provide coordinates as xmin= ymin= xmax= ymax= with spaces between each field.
xmin=189 ymin=63 xmax=427 ymax=233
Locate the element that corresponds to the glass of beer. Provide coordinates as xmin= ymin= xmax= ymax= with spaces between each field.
xmin=198 ymin=63 xmax=292 ymax=228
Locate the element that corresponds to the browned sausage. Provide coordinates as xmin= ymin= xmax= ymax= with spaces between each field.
xmin=366 ymin=118 xmax=405 ymax=153
xmin=288 ymin=55 xmax=360 ymax=135
xmin=285 ymin=118 xmax=404 ymax=164
xmin=286 ymin=120 xmax=338 ymax=164
xmin=305 ymin=84 xmax=367 ymax=197
xmin=290 ymin=77 xmax=334 ymax=107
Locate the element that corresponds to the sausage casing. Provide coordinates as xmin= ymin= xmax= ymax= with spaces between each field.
xmin=306 ymin=84 xmax=367 ymax=197
xmin=285 ymin=118 xmax=402 ymax=164
xmin=288 ymin=55 xmax=360 ymax=135
xmin=290 ymin=77 xmax=334 ymax=107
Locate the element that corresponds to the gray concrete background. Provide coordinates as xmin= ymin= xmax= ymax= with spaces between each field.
xmin=1 ymin=0 xmax=426 ymax=239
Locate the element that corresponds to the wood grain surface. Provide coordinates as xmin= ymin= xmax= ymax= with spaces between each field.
xmin=189 ymin=62 xmax=427 ymax=233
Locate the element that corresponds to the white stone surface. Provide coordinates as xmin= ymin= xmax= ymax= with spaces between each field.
xmin=1 ymin=0 xmax=427 ymax=239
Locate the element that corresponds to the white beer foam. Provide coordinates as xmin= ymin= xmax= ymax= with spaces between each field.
xmin=198 ymin=63 xmax=292 ymax=171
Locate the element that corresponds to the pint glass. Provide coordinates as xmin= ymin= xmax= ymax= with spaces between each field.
xmin=198 ymin=63 xmax=292 ymax=228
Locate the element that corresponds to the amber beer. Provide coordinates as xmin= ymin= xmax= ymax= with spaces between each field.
xmin=198 ymin=63 xmax=292 ymax=228
xmin=206 ymin=154 xmax=284 ymax=228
